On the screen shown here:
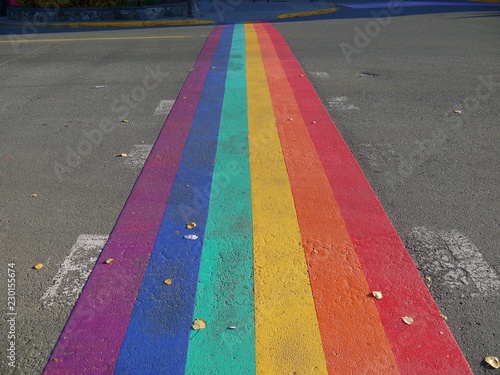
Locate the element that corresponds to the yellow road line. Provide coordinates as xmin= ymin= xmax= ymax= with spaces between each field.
xmin=0 ymin=19 xmax=215 ymax=29
xmin=0 ymin=35 xmax=189 ymax=43
xmin=245 ymin=23 xmax=328 ymax=375
xmin=278 ymin=7 xmax=337 ymax=19
xmin=51 ymin=20 xmax=215 ymax=28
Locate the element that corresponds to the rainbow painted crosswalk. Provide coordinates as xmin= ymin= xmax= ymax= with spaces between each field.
xmin=43 ymin=23 xmax=473 ymax=374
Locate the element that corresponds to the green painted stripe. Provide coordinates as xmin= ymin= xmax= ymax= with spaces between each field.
xmin=185 ymin=24 xmax=256 ymax=374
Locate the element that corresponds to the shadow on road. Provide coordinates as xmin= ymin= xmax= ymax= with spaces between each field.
xmin=1 ymin=0 xmax=500 ymax=36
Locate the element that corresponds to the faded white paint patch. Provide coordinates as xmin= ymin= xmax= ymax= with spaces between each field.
xmin=309 ymin=71 xmax=330 ymax=79
xmin=154 ymin=99 xmax=175 ymax=116
xmin=124 ymin=144 xmax=153 ymax=169
xmin=41 ymin=234 xmax=108 ymax=307
xmin=410 ymin=227 xmax=500 ymax=297
xmin=328 ymin=96 xmax=359 ymax=110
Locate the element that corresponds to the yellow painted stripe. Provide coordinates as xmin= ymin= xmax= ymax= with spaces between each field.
xmin=0 ymin=36 xmax=188 ymax=44
xmin=277 ymin=7 xmax=337 ymax=19
xmin=245 ymin=23 xmax=328 ymax=375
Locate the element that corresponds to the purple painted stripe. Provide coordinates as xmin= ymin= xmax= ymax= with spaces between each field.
xmin=43 ymin=25 xmax=225 ymax=375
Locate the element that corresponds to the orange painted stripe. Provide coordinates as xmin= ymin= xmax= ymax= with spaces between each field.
xmin=254 ymin=23 xmax=400 ymax=374
xmin=245 ymin=23 xmax=329 ymax=374
xmin=262 ymin=22 xmax=473 ymax=374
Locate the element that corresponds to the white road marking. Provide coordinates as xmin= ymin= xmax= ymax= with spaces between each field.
xmin=309 ymin=71 xmax=330 ymax=79
xmin=124 ymin=144 xmax=153 ymax=169
xmin=154 ymin=99 xmax=175 ymax=116
xmin=410 ymin=227 xmax=500 ymax=296
xmin=41 ymin=234 xmax=108 ymax=307
xmin=327 ymin=96 xmax=359 ymax=110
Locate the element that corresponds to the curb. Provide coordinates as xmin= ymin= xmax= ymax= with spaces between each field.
xmin=0 ymin=19 xmax=215 ymax=28
xmin=277 ymin=6 xmax=337 ymax=19
xmin=0 ymin=5 xmax=339 ymax=28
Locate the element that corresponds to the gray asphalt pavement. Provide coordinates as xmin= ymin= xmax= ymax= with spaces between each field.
xmin=0 ymin=5 xmax=499 ymax=374
xmin=0 ymin=25 xmax=212 ymax=373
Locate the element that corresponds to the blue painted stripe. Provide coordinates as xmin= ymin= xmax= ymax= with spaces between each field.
xmin=114 ymin=24 xmax=234 ymax=375
xmin=185 ymin=23 xmax=256 ymax=374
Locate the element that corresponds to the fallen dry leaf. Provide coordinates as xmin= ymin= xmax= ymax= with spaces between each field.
xmin=163 ymin=279 xmax=172 ymax=285
xmin=121 ymin=119 xmax=129 ymax=123
xmin=485 ymin=356 xmax=499 ymax=369
xmin=116 ymin=153 xmax=128 ymax=158
xmin=33 ymin=263 xmax=43 ymax=270
xmin=105 ymin=258 xmax=114 ymax=265
xmin=371 ymin=291 xmax=383 ymax=299
xmin=186 ymin=222 xmax=196 ymax=229
xmin=192 ymin=319 xmax=207 ymax=330
xmin=402 ymin=316 xmax=414 ymax=325
xmin=453 ymin=109 xmax=462 ymax=114
xmin=31 ymin=193 xmax=38 ymax=197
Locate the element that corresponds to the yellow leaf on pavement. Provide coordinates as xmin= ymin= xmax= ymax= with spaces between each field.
xmin=371 ymin=291 xmax=383 ymax=299
xmin=485 ymin=356 xmax=499 ymax=369
xmin=192 ymin=319 xmax=207 ymax=330
xmin=402 ymin=316 xmax=414 ymax=325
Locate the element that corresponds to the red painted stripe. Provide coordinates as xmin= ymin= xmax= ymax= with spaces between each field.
xmin=43 ymin=26 xmax=224 ymax=374
xmin=255 ymin=23 xmax=399 ymax=374
xmin=263 ymin=22 xmax=473 ymax=374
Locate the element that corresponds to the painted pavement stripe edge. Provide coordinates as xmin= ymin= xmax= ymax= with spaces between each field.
xmin=262 ymin=21 xmax=473 ymax=374
xmin=245 ymin=22 xmax=329 ymax=374
xmin=114 ymin=24 xmax=234 ymax=374
xmin=43 ymin=25 xmax=226 ymax=375
xmin=256 ymin=22 xmax=400 ymax=374
xmin=185 ymin=23 xmax=256 ymax=374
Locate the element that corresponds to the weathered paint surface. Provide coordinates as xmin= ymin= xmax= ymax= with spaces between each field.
xmin=255 ymin=22 xmax=398 ymax=374
xmin=43 ymin=26 xmax=224 ymax=375
xmin=44 ymin=23 xmax=474 ymax=375
xmin=185 ymin=23 xmax=256 ymax=374
xmin=245 ymin=23 xmax=329 ymax=374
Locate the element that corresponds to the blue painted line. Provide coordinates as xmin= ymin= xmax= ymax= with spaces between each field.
xmin=185 ymin=23 xmax=256 ymax=374
xmin=114 ymin=24 xmax=234 ymax=374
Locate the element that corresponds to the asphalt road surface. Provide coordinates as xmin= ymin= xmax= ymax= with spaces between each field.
xmin=0 ymin=6 xmax=499 ymax=375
